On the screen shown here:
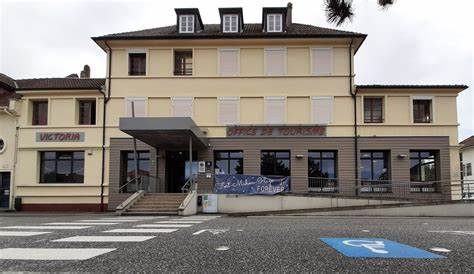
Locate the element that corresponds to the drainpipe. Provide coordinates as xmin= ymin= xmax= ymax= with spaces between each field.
xmin=99 ymin=41 xmax=112 ymax=212
xmin=349 ymin=38 xmax=359 ymax=196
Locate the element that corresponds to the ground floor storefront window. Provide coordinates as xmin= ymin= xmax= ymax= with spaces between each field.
xmin=308 ymin=151 xmax=337 ymax=192
xmin=360 ymin=151 xmax=390 ymax=193
xmin=120 ymin=151 xmax=150 ymax=193
xmin=214 ymin=150 xmax=243 ymax=175
xmin=40 ymin=151 xmax=84 ymax=183
xmin=410 ymin=150 xmax=438 ymax=193
xmin=260 ymin=150 xmax=290 ymax=177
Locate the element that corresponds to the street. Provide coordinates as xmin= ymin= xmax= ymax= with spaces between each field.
xmin=0 ymin=214 xmax=472 ymax=272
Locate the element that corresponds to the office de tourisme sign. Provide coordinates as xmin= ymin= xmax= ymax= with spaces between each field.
xmin=227 ymin=125 xmax=326 ymax=137
xmin=36 ymin=132 xmax=85 ymax=142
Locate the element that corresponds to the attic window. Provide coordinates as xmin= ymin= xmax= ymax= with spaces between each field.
xmin=223 ymin=14 xmax=238 ymax=32
xmin=267 ymin=14 xmax=282 ymax=32
xmin=179 ymin=15 xmax=194 ymax=33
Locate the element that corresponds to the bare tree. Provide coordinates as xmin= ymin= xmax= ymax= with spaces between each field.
xmin=324 ymin=0 xmax=394 ymax=26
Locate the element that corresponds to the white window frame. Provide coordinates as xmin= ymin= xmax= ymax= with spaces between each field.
xmin=410 ymin=95 xmax=435 ymax=124
xmin=125 ymin=97 xmax=148 ymax=117
xmin=179 ymin=15 xmax=195 ymax=33
xmin=311 ymin=47 xmax=333 ymax=76
xmin=265 ymin=96 xmax=286 ymax=124
xmin=218 ymin=48 xmax=240 ymax=76
xmin=311 ymin=96 xmax=334 ymax=125
xmin=264 ymin=47 xmax=287 ymax=76
xmin=218 ymin=97 xmax=240 ymax=124
xmin=223 ymin=14 xmax=239 ymax=33
xmin=171 ymin=97 xmax=194 ymax=118
xmin=127 ymin=48 xmax=148 ymax=76
xmin=267 ymin=14 xmax=283 ymax=32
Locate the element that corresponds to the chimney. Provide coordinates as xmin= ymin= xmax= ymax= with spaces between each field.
xmin=80 ymin=64 xmax=90 ymax=78
xmin=66 ymin=73 xmax=79 ymax=78
xmin=286 ymin=2 xmax=293 ymax=28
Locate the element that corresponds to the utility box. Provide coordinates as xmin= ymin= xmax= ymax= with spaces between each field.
xmin=202 ymin=194 xmax=218 ymax=213
xmin=14 ymin=197 xmax=22 ymax=211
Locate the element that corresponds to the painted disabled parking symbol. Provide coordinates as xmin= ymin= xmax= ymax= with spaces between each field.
xmin=320 ymin=238 xmax=445 ymax=258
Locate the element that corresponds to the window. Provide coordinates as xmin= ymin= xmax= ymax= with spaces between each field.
xmin=171 ymin=97 xmax=193 ymax=117
xmin=311 ymin=48 xmax=332 ymax=75
xmin=78 ymin=100 xmax=96 ymax=125
xmin=312 ymin=97 xmax=333 ymax=124
xmin=120 ymin=151 xmax=150 ymax=193
xmin=219 ymin=49 xmax=239 ymax=76
xmin=214 ymin=151 xmax=243 ymax=175
xmin=410 ymin=151 xmax=438 ymax=192
xmin=467 ymin=163 xmax=472 ymax=176
xmin=32 ymin=100 xmax=48 ymax=125
xmin=413 ymin=99 xmax=432 ymax=123
xmin=174 ymin=50 xmax=193 ymax=76
xmin=364 ymin=97 xmax=383 ymax=123
xmin=128 ymin=52 xmax=146 ymax=76
xmin=308 ymin=151 xmax=337 ymax=192
xmin=261 ymin=150 xmax=290 ymax=177
xmin=0 ymin=138 xmax=5 ymax=154
xmin=125 ymin=97 xmax=147 ymax=117
xmin=218 ymin=97 xmax=239 ymax=124
xmin=265 ymin=48 xmax=286 ymax=76
xmin=223 ymin=14 xmax=238 ymax=32
xmin=265 ymin=96 xmax=285 ymax=124
xmin=360 ymin=151 xmax=390 ymax=192
xmin=40 ymin=151 xmax=84 ymax=183
xmin=267 ymin=14 xmax=282 ymax=32
xmin=179 ymin=15 xmax=194 ymax=33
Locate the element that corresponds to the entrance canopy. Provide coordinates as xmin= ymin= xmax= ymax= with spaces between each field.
xmin=119 ymin=117 xmax=208 ymax=149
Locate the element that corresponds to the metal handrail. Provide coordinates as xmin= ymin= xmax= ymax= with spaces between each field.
xmin=118 ymin=176 xmax=142 ymax=193
xmin=181 ymin=175 xmax=197 ymax=193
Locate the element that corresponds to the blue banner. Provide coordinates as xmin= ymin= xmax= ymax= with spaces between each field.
xmin=214 ymin=174 xmax=290 ymax=195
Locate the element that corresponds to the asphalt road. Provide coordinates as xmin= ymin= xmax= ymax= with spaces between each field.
xmin=0 ymin=213 xmax=472 ymax=272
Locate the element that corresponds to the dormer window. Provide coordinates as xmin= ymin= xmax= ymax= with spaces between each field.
xmin=267 ymin=14 xmax=282 ymax=32
xmin=223 ymin=14 xmax=238 ymax=33
xmin=179 ymin=15 xmax=194 ymax=33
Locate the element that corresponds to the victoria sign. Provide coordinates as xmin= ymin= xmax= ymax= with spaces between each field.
xmin=36 ymin=132 xmax=85 ymax=142
xmin=227 ymin=125 xmax=326 ymax=137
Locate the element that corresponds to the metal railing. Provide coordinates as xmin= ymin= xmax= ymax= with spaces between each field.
xmin=181 ymin=175 xmax=197 ymax=193
xmin=119 ymin=175 xmax=157 ymax=193
xmin=308 ymin=177 xmax=338 ymax=193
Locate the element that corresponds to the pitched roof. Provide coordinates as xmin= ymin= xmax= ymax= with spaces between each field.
xmin=93 ymin=23 xmax=365 ymax=40
xmin=0 ymin=73 xmax=17 ymax=90
xmin=14 ymin=78 xmax=105 ymax=91
xmin=461 ymin=136 xmax=474 ymax=149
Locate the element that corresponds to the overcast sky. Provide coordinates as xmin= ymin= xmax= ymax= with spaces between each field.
xmin=1 ymin=0 xmax=472 ymax=141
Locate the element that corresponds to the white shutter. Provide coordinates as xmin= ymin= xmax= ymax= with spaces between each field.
xmin=312 ymin=96 xmax=333 ymax=124
xmin=265 ymin=96 xmax=285 ymax=124
xmin=171 ymin=97 xmax=193 ymax=117
xmin=219 ymin=97 xmax=239 ymax=124
xmin=219 ymin=49 xmax=239 ymax=76
xmin=265 ymin=48 xmax=286 ymax=76
xmin=125 ymin=97 xmax=147 ymax=117
xmin=312 ymin=48 xmax=332 ymax=75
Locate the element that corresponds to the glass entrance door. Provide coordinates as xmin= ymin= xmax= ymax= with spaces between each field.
xmin=0 ymin=172 xmax=11 ymax=208
xmin=166 ymin=151 xmax=197 ymax=193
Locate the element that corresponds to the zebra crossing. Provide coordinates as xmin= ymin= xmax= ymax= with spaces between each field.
xmin=0 ymin=215 xmax=221 ymax=261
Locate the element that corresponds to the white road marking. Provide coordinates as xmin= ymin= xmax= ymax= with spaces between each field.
xmin=135 ymin=224 xmax=193 ymax=228
xmin=170 ymin=219 xmax=211 ymax=221
xmin=430 ymin=247 xmax=451 ymax=253
xmin=0 ymin=231 xmax=51 ymax=236
xmin=361 ymin=230 xmax=370 ymax=233
xmin=1 ymin=226 xmax=91 ymax=230
xmin=44 ymin=222 xmax=119 ymax=226
xmin=236 ymin=229 xmax=244 ymax=232
xmin=53 ymin=236 xmax=155 ymax=242
xmin=193 ymin=229 xmax=228 ymax=235
xmin=79 ymin=219 xmax=139 ymax=222
xmin=101 ymin=217 xmax=165 ymax=220
xmin=0 ymin=248 xmax=115 ymax=260
xmin=428 ymin=230 xmax=474 ymax=236
xmin=103 ymin=228 xmax=177 ymax=233
xmin=156 ymin=221 xmax=203 ymax=224
xmin=216 ymin=246 xmax=230 ymax=251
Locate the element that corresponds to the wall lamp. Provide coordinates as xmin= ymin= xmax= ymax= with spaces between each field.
xmin=397 ymin=154 xmax=408 ymax=159
xmin=295 ymin=154 xmax=304 ymax=159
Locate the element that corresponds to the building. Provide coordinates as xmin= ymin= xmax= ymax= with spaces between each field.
xmin=460 ymin=136 xmax=474 ymax=199
xmin=0 ymin=3 xmax=468 ymax=212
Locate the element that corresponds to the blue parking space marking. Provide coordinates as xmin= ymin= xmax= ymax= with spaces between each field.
xmin=320 ymin=238 xmax=445 ymax=259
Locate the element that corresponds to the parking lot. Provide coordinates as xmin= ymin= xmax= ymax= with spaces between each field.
xmin=0 ymin=214 xmax=472 ymax=272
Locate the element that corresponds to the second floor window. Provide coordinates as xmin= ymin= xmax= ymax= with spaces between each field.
xmin=78 ymin=100 xmax=96 ymax=125
xmin=174 ymin=50 xmax=193 ymax=76
xmin=32 ymin=100 xmax=48 ymax=125
xmin=364 ymin=97 xmax=383 ymax=123
xmin=171 ymin=97 xmax=193 ymax=117
xmin=223 ymin=14 xmax=238 ymax=32
xmin=265 ymin=96 xmax=285 ymax=124
xmin=218 ymin=97 xmax=239 ymax=124
xmin=311 ymin=48 xmax=332 ymax=75
xmin=413 ymin=99 xmax=432 ymax=123
xmin=312 ymin=96 xmax=333 ymax=124
xmin=128 ymin=52 xmax=146 ymax=76
xmin=125 ymin=97 xmax=147 ymax=117
xmin=179 ymin=15 xmax=194 ymax=33
xmin=219 ymin=49 xmax=239 ymax=76
xmin=267 ymin=14 xmax=282 ymax=32
xmin=265 ymin=48 xmax=286 ymax=76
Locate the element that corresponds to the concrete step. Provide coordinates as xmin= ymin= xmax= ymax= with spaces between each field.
xmin=121 ymin=211 xmax=179 ymax=216
xmin=127 ymin=207 xmax=180 ymax=212
xmin=144 ymin=193 xmax=187 ymax=197
xmin=131 ymin=204 xmax=181 ymax=209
